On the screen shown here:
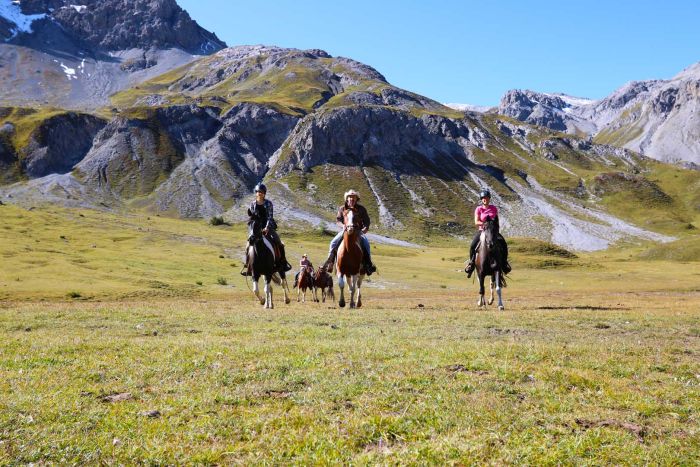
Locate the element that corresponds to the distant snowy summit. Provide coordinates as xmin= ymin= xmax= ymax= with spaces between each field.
xmin=496 ymin=64 xmax=700 ymax=165
xmin=443 ymin=103 xmax=495 ymax=113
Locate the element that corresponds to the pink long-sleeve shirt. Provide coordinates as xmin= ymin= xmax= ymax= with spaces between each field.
xmin=475 ymin=205 xmax=498 ymax=230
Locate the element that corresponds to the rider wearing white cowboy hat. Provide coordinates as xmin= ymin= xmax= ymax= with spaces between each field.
xmin=323 ymin=189 xmax=377 ymax=275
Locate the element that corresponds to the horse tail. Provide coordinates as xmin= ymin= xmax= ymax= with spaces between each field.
xmin=499 ymin=272 xmax=507 ymax=288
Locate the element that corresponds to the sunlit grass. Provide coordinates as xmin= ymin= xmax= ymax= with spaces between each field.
xmin=1 ymin=204 xmax=699 ymax=463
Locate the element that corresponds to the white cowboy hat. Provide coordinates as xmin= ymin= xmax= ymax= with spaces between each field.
xmin=302 ymin=253 xmax=308 ymax=257
xmin=344 ymin=189 xmax=360 ymax=200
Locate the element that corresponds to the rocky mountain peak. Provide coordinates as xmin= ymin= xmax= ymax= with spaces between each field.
xmin=5 ymin=0 xmax=225 ymax=54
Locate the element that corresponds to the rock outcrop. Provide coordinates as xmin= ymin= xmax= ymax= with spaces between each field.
xmin=22 ymin=112 xmax=106 ymax=177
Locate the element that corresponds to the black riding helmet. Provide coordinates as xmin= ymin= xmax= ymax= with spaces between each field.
xmin=479 ymin=189 xmax=491 ymax=199
xmin=254 ymin=183 xmax=267 ymax=194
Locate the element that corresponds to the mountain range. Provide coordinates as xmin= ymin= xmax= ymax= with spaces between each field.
xmin=494 ymin=64 xmax=700 ymax=166
xmin=1 ymin=0 xmax=698 ymax=252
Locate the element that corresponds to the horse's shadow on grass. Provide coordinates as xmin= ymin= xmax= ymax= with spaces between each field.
xmin=536 ymin=305 xmax=630 ymax=311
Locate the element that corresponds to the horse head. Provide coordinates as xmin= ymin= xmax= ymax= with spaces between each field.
xmin=482 ymin=216 xmax=498 ymax=250
xmin=343 ymin=208 xmax=359 ymax=235
xmin=247 ymin=208 xmax=263 ymax=244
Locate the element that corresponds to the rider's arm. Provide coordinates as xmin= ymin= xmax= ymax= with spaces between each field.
xmin=361 ymin=207 xmax=370 ymax=233
xmin=264 ymin=200 xmax=274 ymax=230
xmin=336 ymin=207 xmax=345 ymax=229
xmin=474 ymin=207 xmax=482 ymax=228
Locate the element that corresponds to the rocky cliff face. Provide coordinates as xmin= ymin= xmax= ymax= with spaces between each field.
xmin=7 ymin=0 xmax=225 ymax=53
xmin=22 ymin=112 xmax=106 ymax=177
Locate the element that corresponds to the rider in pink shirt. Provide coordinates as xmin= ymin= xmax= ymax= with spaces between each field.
xmin=465 ymin=189 xmax=511 ymax=277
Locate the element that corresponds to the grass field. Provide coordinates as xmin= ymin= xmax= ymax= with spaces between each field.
xmin=1 ymin=204 xmax=699 ymax=464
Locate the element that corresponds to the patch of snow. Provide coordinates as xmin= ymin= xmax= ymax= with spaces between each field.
xmin=69 ymin=4 xmax=87 ymax=13
xmin=444 ymin=103 xmax=494 ymax=113
xmin=0 ymin=0 xmax=46 ymax=40
xmin=60 ymin=63 xmax=77 ymax=81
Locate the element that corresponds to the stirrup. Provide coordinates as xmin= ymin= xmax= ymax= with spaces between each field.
xmin=465 ymin=260 xmax=475 ymax=277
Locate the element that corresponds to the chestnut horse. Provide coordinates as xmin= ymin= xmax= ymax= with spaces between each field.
xmin=314 ymin=267 xmax=334 ymax=303
xmin=474 ymin=216 xmax=506 ymax=310
xmin=296 ymin=265 xmax=316 ymax=303
xmin=336 ymin=208 xmax=365 ymax=308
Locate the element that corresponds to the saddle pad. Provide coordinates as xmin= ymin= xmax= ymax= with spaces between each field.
xmin=262 ymin=237 xmax=276 ymax=258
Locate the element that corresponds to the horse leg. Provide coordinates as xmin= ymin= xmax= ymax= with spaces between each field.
xmin=264 ymin=277 xmax=273 ymax=309
xmin=338 ymin=274 xmax=346 ymax=308
xmin=252 ymin=278 xmax=265 ymax=305
xmin=349 ymin=275 xmax=356 ymax=309
xmin=356 ymin=275 xmax=363 ymax=308
xmin=488 ymin=276 xmax=495 ymax=305
xmin=496 ymin=271 xmax=504 ymax=311
xmin=477 ymin=274 xmax=486 ymax=307
xmin=282 ymin=277 xmax=291 ymax=305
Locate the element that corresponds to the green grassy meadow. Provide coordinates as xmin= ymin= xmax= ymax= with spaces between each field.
xmin=1 ymin=203 xmax=699 ymax=464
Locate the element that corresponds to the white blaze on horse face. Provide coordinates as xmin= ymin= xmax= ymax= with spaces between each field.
xmin=347 ymin=210 xmax=354 ymax=230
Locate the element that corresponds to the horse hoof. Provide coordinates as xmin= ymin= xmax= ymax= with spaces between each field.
xmin=356 ymin=301 xmax=362 ymax=308
xmin=285 ymin=298 xmax=291 ymax=304
xmin=498 ymin=305 xmax=504 ymax=311
xmin=339 ymin=300 xmax=345 ymax=308
xmin=259 ymin=299 xmax=266 ymax=305
xmin=488 ymin=299 xmax=494 ymax=305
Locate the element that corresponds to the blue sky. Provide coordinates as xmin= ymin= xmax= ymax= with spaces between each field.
xmin=179 ymin=0 xmax=700 ymax=106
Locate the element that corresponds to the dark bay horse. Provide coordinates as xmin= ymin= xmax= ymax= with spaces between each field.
xmin=296 ymin=265 xmax=316 ymax=303
xmin=246 ymin=215 xmax=291 ymax=308
xmin=475 ymin=216 xmax=506 ymax=310
xmin=314 ymin=267 xmax=334 ymax=303
xmin=336 ymin=208 xmax=365 ymax=308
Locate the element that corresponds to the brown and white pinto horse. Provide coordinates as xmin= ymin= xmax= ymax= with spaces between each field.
xmin=314 ymin=267 xmax=334 ymax=303
xmin=296 ymin=265 xmax=316 ymax=303
xmin=474 ymin=216 xmax=506 ymax=310
xmin=336 ymin=208 xmax=365 ymax=308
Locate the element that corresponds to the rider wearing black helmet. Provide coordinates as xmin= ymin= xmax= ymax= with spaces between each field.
xmin=241 ymin=183 xmax=291 ymax=275
xmin=465 ymin=189 xmax=511 ymax=277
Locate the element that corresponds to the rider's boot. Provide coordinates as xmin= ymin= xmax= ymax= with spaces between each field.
xmin=277 ymin=243 xmax=292 ymax=272
xmin=465 ymin=256 xmax=476 ymax=278
xmin=323 ymin=248 xmax=337 ymax=272
xmin=503 ymin=257 xmax=512 ymax=274
xmin=240 ymin=248 xmax=252 ymax=276
xmin=363 ymin=249 xmax=377 ymax=276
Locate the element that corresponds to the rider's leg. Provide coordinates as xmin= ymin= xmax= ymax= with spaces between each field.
xmin=499 ymin=234 xmax=511 ymax=273
xmin=360 ymin=234 xmax=376 ymax=275
xmin=323 ymin=231 xmax=343 ymax=269
xmin=269 ymin=229 xmax=291 ymax=272
xmin=465 ymin=231 xmax=481 ymax=277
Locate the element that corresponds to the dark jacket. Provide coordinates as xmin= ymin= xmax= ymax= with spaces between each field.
xmin=249 ymin=199 xmax=277 ymax=230
xmin=336 ymin=203 xmax=371 ymax=230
